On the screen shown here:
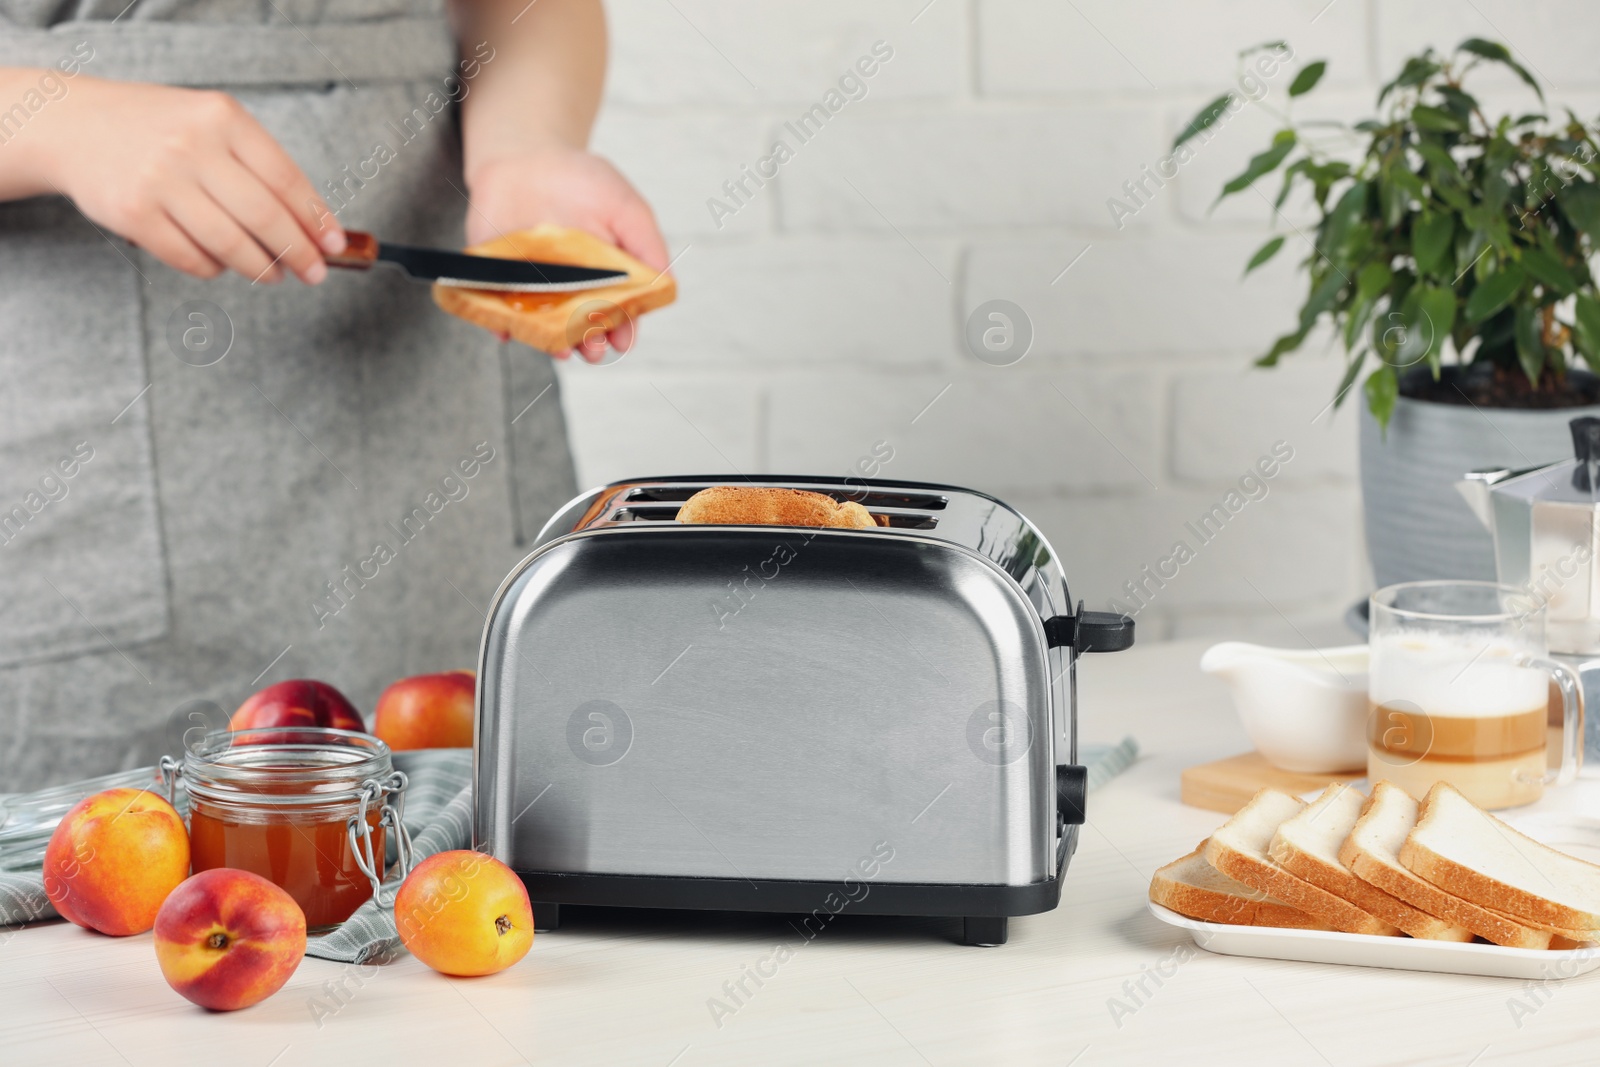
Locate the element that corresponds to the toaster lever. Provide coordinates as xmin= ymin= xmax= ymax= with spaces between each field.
xmin=1043 ymin=601 xmax=1135 ymax=653
xmin=1055 ymin=764 xmax=1088 ymax=825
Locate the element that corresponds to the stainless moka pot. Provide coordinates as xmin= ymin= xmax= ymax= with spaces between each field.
xmin=473 ymin=476 xmax=1133 ymax=946
xmin=1458 ymin=417 xmax=1600 ymax=766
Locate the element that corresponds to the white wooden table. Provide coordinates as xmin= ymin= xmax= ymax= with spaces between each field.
xmin=3 ymin=638 xmax=1595 ymax=1066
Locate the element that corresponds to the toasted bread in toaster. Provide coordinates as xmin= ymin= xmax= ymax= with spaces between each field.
xmin=677 ymin=486 xmax=877 ymax=529
xmin=1270 ymin=784 xmax=1473 ymax=942
xmin=431 ymin=224 xmax=676 ymax=352
xmin=1151 ymin=844 xmax=1327 ymax=929
xmin=1204 ymin=788 xmax=1399 ymax=936
xmin=1340 ymin=781 xmax=1555 ymax=948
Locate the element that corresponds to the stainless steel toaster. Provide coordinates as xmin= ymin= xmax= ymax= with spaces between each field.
xmin=474 ymin=475 xmax=1132 ymax=946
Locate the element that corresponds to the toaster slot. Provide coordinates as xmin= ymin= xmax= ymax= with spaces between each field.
xmin=621 ymin=485 xmax=948 ymax=511
xmin=839 ymin=490 xmax=948 ymax=511
xmin=620 ymin=486 xmax=701 ymax=503
xmin=869 ymin=510 xmax=939 ymax=530
xmin=609 ymin=505 xmax=685 ymax=522
xmin=610 ymin=484 xmax=945 ymax=529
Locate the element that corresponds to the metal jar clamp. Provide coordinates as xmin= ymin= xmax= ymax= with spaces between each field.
xmin=349 ymin=771 xmax=413 ymax=907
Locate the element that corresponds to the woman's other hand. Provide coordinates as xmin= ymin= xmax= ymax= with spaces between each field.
xmin=466 ymin=145 xmax=669 ymax=363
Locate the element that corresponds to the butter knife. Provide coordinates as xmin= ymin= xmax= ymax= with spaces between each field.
xmin=326 ymin=230 xmax=629 ymax=292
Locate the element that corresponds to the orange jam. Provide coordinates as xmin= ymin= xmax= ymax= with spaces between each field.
xmin=189 ymin=797 xmax=384 ymax=930
xmin=178 ymin=728 xmax=403 ymax=932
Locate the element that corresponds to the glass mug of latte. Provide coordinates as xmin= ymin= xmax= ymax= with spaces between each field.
xmin=1368 ymin=581 xmax=1583 ymax=809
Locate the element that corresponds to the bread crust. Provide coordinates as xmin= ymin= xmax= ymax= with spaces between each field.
xmin=1483 ymin=906 xmax=1594 ymax=943
xmin=431 ymin=224 xmax=677 ymax=352
xmin=1150 ymin=847 xmax=1322 ymax=929
xmin=1341 ymin=785 xmax=1552 ymax=949
xmin=677 ymin=486 xmax=876 ymax=529
xmin=1204 ymin=834 xmax=1396 ymax=936
xmin=1274 ymin=838 xmax=1473 ymax=942
xmin=1400 ymin=783 xmax=1600 ymax=933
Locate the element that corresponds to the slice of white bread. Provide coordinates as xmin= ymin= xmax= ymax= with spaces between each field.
xmin=1401 ymin=782 xmax=1600 ymax=934
xmin=1483 ymin=906 xmax=1592 ymax=946
xmin=1203 ymin=789 xmax=1398 ymax=936
xmin=1341 ymin=781 xmax=1553 ymax=949
xmin=1270 ymin=784 xmax=1473 ymax=942
xmin=432 ymin=225 xmax=676 ymax=352
xmin=1150 ymin=844 xmax=1326 ymax=929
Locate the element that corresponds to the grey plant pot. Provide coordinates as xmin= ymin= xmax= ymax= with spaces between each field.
xmin=1359 ymin=375 xmax=1600 ymax=589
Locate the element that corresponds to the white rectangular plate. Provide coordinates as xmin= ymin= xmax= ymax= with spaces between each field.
xmin=1148 ymin=902 xmax=1600 ymax=980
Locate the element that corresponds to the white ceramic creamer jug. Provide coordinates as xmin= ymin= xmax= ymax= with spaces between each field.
xmin=1200 ymin=642 xmax=1369 ymax=773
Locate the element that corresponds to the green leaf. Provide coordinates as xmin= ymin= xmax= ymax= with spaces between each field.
xmin=1393 ymin=167 xmax=1427 ymax=200
xmin=1319 ymin=181 xmax=1368 ymax=257
xmin=1457 ymin=38 xmax=1544 ymax=101
xmin=1389 ymin=286 xmax=1431 ymax=368
xmin=1365 ymin=365 xmax=1400 ymax=432
xmin=1273 ymin=159 xmax=1309 ymax=211
xmin=1514 ymin=304 xmax=1545 ymax=383
xmin=1174 ymin=94 xmax=1234 ymax=149
xmin=1415 ymin=284 xmax=1457 ymax=370
xmin=1414 ymin=140 xmax=1465 ymax=182
xmin=1412 ymin=105 xmax=1464 ymax=132
xmin=1256 ymin=328 xmax=1308 ymax=367
xmin=1333 ymin=350 xmax=1368 ymax=408
xmin=1289 ymin=61 xmax=1327 ymax=97
xmin=1574 ymin=295 xmax=1600 ymax=371
xmin=1298 ymin=269 xmax=1347 ymax=334
xmin=1416 ymin=141 xmax=1465 ymax=186
xmin=1302 ymin=160 xmax=1352 ymax=210
xmin=1379 ymin=54 xmax=1440 ymax=104
xmin=1464 ymin=263 xmax=1526 ymax=324
xmin=1378 ymin=165 xmax=1419 ymax=227
xmin=1358 ymin=262 xmax=1394 ymax=301
xmin=1412 ymin=210 xmax=1454 ymax=276
xmin=1344 ymin=262 xmax=1393 ymax=350
xmin=1559 ymin=182 xmax=1600 ymax=244
xmin=1383 ymin=285 xmax=1451 ymax=371
xmin=1244 ymin=235 xmax=1286 ymax=275
xmin=1521 ymin=245 xmax=1578 ymax=295
xmin=1217 ymin=130 xmax=1297 ymax=202
xmin=1437 ymin=85 xmax=1480 ymax=121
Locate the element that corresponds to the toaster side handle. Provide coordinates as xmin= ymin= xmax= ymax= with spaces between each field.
xmin=1044 ymin=601 xmax=1135 ymax=654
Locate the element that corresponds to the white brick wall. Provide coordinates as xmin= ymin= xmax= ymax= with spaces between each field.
xmin=562 ymin=0 xmax=1600 ymax=643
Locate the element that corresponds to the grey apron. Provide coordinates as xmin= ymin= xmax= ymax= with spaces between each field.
xmin=0 ymin=0 xmax=578 ymax=790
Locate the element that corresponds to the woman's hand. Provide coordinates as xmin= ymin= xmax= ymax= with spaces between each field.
xmin=42 ymin=77 xmax=344 ymax=284
xmin=466 ymin=145 xmax=668 ymax=362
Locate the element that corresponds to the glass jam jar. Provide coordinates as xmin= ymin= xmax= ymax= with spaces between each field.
xmin=166 ymin=728 xmax=410 ymax=932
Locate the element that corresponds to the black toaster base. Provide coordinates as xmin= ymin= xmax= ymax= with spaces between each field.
xmin=514 ymin=827 xmax=1076 ymax=948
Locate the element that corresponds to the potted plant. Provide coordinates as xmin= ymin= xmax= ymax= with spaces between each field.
xmin=1186 ymin=39 xmax=1600 ymax=587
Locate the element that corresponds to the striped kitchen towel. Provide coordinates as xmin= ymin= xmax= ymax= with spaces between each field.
xmin=1081 ymin=736 xmax=1140 ymax=793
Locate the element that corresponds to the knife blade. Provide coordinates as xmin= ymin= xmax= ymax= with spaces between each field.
xmin=326 ymin=231 xmax=631 ymax=292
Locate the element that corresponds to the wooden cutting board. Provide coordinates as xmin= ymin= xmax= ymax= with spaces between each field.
xmin=1181 ymin=750 xmax=1363 ymax=814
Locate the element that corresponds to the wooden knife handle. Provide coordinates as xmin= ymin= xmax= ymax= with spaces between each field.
xmin=325 ymin=230 xmax=378 ymax=269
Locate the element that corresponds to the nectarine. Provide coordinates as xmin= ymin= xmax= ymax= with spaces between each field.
xmin=395 ymin=850 xmax=532 ymax=976
xmin=154 ymin=869 xmax=307 ymax=1011
xmin=43 ymin=787 xmax=189 ymax=936
xmin=230 ymin=679 xmax=364 ymax=733
xmin=373 ymin=670 xmax=475 ymax=750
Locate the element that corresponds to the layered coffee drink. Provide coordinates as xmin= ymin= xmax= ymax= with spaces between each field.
xmin=1368 ymin=636 xmax=1549 ymax=809
xmin=1368 ymin=581 xmax=1581 ymax=809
